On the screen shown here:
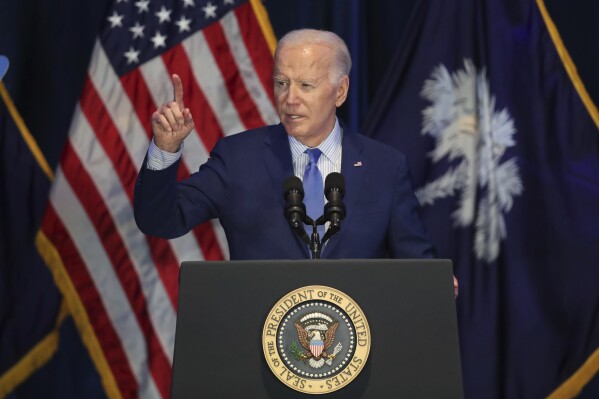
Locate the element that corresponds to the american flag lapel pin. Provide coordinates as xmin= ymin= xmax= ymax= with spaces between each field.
xmin=354 ymin=161 xmax=363 ymax=167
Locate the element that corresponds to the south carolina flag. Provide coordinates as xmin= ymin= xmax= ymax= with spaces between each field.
xmin=365 ymin=1 xmax=599 ymax=398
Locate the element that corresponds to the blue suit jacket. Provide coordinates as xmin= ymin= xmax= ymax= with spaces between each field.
xmin=134 ymin=124 xmax=435 ymax=260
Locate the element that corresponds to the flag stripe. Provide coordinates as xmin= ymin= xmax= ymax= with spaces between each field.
xmin=68 ymin=104 xmax=178 ymax=351
xmin=140 ymin=56 xmax=212 ymax=174
xmin=120 ymin=69 xmax=156 ymax=139
xmin=210 ymin=220 xmax=230 ymax=260
xmin=234 ymin=3 xmax=276 ymax=105
xmin=183 ymin=31 xmax=245 ymax=136
xmin=51 ymin=186 xmax=159 ymax=398
xmin=220 ymin=11 xmax=279 ymax=125
xmin=163 ymin=43 xmax=224 ymax=154
xmin=203 ymin=21 xmax=267 ymax=129
xmin=78 ymin=78 xmax=180 ymax=310
xmin=87 ymin=40 xmax=148 ymax=169
xmin=41 ymin=204 xmax=142 ymax=398
xmin=79 ymin=76 xmax=138 ymax=200
xmin=58 ymin=144 xmax=171 ymax=398
xmin=191 ymin=222 xmax=225 ymax=260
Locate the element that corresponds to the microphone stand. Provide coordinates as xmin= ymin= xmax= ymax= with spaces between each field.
xmin=309 ymin=224 xmax=322 ymax=259
xmin=291 ymin=210 xmax=344 ymax=260
xmin=285 ymin=195 xmax=343 ymax=260
xmin=306 ymin=215 xmax=337 ymax=259
xmin=299 ymin=215 xmax=322 ymax=259
xmin=289 ymin=215 xmax=327 ymax=259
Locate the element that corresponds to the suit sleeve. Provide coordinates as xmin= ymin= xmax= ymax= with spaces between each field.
xmin=388 ymin=153 xmax=437 ymax=259
xmin=133 ymin=139 xmax=231 ymax=239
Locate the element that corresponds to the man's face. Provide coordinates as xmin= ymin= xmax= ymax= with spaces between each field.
xmin=274 ymin=43 xmax=349 ymax=147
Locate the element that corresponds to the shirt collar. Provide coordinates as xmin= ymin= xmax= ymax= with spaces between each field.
xmin=288 ymin=118 xmax=342 ymax=164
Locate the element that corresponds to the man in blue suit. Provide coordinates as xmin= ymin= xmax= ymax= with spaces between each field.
xmin=135 ymin=30 xmax=447 ymax=280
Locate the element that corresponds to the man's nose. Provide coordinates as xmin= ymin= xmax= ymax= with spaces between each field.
xmin=285 ymin=84 xmax=300 ymax=105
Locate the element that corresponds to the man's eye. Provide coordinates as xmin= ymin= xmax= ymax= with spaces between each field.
xmin=276 ymin=80 xmax=288 ymax=87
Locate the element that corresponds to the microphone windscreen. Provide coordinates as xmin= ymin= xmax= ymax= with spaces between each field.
xmin=325 ymin=172 xmax=345 ymax=195
xmin=283 ymin=176 xmax=304 ymax=196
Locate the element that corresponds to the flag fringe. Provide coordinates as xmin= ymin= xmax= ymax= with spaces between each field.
xmin=249 ymin=0 xmax=277 ymax=55
xmin=547 ymin=347 xmax=599 ymax=399
xmin=0 ymin=82 xmax=54 ymax=180
xmin=0 ymin=302 xmax=68 ymax=398
xmin=35 ymin=230 xmax=123 ymax=399
xmin=536 ymin=0 xmax=599 ymax=130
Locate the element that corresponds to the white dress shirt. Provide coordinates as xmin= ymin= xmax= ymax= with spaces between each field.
xmin=146 ymin=118 xmax=343 ymax=177
xmin=288 ymin=117 xmax=343 ymax=185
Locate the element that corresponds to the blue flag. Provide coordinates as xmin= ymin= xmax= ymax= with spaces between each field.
xmin=365 ymin=1 xmax=599 ymax=398
xmin=0 ymin=81 xmax=57 ymax=388
xmin=0 ymin=79 xmax=104 ymax=398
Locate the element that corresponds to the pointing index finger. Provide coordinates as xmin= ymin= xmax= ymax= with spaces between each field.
xmin=172 ymin=74 xmax=184 ymax=108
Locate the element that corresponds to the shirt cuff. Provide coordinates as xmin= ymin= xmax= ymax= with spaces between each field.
xmin=146 ymin=138 xmax=183 ymax=170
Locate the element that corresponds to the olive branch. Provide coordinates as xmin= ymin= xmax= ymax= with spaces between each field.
xmin=290 ymin=340 xmax=304 ymax=361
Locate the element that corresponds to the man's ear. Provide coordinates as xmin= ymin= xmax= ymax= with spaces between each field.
xmin=335 ymin=75 xmax=349 ymax=107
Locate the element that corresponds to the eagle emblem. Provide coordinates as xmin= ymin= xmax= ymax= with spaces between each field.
xmin=264 ymin=286 xmax=370 ymax=393
xmin=292 ymin=312 xmax=343 ymax=369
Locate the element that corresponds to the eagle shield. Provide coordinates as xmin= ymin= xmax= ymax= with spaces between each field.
xmin=293 ymin=312 xmax=340 ymax=369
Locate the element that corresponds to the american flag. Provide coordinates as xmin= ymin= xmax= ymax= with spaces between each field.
xmin=37 ymin=0 xmax=278 ymax=397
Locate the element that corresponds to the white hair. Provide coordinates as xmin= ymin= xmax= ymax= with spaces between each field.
xmin=275 ymin=29 xmax=352 ymax=85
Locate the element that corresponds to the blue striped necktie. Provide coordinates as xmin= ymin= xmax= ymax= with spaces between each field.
xmin=303 ymin=148 xmax=324 ymax=238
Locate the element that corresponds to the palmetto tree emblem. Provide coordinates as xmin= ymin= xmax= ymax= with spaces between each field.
xmin=416 ymin=59 xmax=523 ymax=262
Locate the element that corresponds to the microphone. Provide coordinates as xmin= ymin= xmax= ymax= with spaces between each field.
xmin=283 ymin=176 xmax=306 ymax=229
xmin=324 ymin=172 xmax=346 ymax=229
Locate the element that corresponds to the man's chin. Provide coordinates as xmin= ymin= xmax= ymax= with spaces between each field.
xmin=282 ymin=123 xmax=305 ymax=138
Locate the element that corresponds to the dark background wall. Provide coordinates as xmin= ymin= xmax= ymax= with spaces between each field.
xmin=0 ymin=0 xmax=597 ymax=169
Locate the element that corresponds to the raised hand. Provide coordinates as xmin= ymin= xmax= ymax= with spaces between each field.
xmin=151 ymin=74 xmax=195 ymax=153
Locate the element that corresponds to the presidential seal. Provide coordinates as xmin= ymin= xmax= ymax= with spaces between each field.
xmin=262 ymin=285 xmax=370 ymax=394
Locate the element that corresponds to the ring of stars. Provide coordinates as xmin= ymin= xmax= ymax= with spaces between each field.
xmin=277 ymin=301 xmax=355 ymax=379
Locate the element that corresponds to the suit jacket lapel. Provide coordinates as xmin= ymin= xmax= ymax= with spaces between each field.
xmin=322 ymin=130 xmax=366 ymax=258
xmin=263 ymin=124 xmax=310 ymax=257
